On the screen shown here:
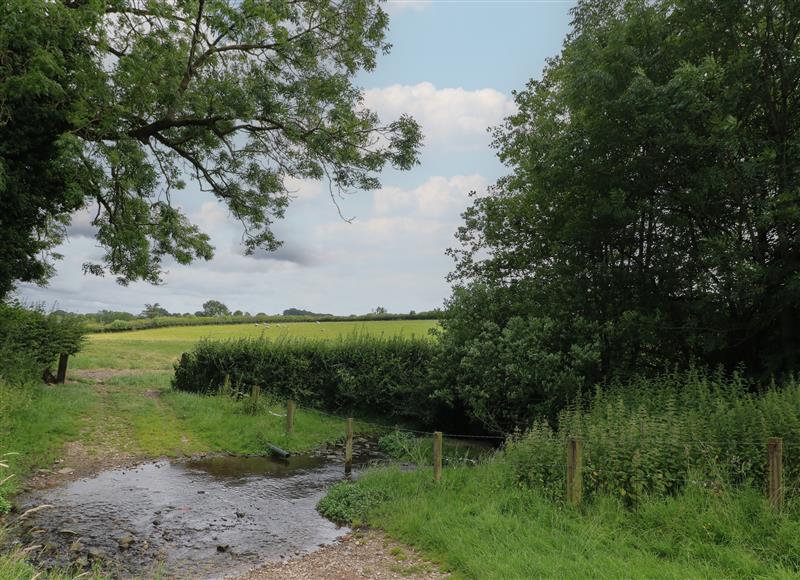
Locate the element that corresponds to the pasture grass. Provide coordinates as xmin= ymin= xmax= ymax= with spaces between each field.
xmin=71 ymin=319 xmax=437 ymax=370
xmin=322 ymin=461 xmax=800 ymax=579
xmin=0 ymin=381 xmax=98 ymax=502
xmin=85 ymin=371 xmax=374 ymax=457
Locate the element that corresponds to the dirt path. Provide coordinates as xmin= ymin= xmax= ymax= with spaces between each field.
xmin=24 ymin=369 xmax=166 ymax=490
xmin=238 ymin=529 xmax=448 ymax=580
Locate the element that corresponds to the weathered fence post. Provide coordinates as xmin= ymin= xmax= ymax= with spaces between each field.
xmin=567 ymin=437 xmax=583 ymax=506
xmin=768 ymin=437 xmax=783 ymax=512
xmin=286 ymin=400 xmax=295 ymax=435
xmin=345 ymin=418 xmax=354 ymax=475
xmin=433 ymin=431 xmax=443 ymax=483
xmin=56 ymin=354 xmax=69 ymax=384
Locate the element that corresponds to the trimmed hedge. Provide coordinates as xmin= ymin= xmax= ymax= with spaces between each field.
xmin=172 ymin=335 xmax=451 ymax=426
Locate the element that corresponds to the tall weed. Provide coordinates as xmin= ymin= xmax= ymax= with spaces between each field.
xmin=505 ymin=368 xmax=800 ymax=502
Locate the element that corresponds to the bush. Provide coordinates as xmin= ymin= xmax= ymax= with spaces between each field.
xmin=0 ymin=301 xmax=86 ymax=384
xmin=428 ymin=284 xmax=606 ymax=434
xmin=317 ymin=480 xmax=387 ymax=524
xmin=504 ymin=368 xmax=800 ymax=503
xmin=172 ymin=334 xmax=454 ymax=427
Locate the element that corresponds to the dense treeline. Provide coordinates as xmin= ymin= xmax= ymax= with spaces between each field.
xmin=87 ymin=310 xmax=442 ymax=333
xmin=437 ymin=0 xmax=800 ymax=433
xmin=173 ymin=335 xmax=451 ymax=427
xmin=0 ymin=302 xmax=85 ymax=385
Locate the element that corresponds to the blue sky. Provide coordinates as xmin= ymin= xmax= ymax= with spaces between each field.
xmin=19 ymin=1 xmax=575 ymax=316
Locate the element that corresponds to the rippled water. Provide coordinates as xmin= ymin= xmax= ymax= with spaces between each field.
xmin=10 ymin=445 xmax=380 ymax=578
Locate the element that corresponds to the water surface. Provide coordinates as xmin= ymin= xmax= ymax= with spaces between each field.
xmin=11 ymin=445 xmax=380 ymax=578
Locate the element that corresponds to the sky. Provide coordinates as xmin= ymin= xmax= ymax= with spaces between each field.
xmin=18 ymin=0 xmax=576 ymax=316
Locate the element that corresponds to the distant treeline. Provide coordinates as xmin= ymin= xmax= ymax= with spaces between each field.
xmin=82 ymin=310 xmax=443 ymax=333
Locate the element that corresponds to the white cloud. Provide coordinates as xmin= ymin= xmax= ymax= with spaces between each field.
xmin=66 ymin=206 xmax=98 ymax=239
xmin=284 ymin=176 xmax=324 ymax=200
xmin=374 ymin=174 xmax=487 ymax=216
xmin=363 ymin=82 xmax=515 ymax=150
xmin=384 ymin=0 xmax=432 ymax=14
xmin=192 ymin=201 xmax=231 ymax=231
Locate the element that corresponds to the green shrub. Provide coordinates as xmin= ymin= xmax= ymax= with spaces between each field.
xmin=0 ymin=301 xmax=86 ymax=384
xmin=504 ymin=368 xmax=800 ymax=502
xmin=173 ymin=334 xmax=452 ymax=426
xmin=378 ymin=430 xmax=417 ymax=459
xmin=431 ymin=286 xmax=603 ymax=433
xmin=317 ymin=480 xmax=387 ymax=524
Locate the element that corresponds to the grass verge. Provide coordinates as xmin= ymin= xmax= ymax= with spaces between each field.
xmin=319 ymin=461 xmax=800 ymax=578
xmin=0 ymin=381 xmax=98 ymax=509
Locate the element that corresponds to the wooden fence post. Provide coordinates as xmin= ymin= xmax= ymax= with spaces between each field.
xmin=567 ymin=437 xmax=583 ymax=506
xmin=345 ymin=418 xmax=354 ymax=475
xmin=56 ymin=354 xmax=69 ymax=384
xmin=286 ymin=400 xmax=295 ymax=435
xmin=768 ymin=437 xmax=783 ymax=512
xmin=433 ymin=431 xmax=443 ymax=483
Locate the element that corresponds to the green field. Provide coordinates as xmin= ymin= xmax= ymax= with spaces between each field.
xmin=72 ymin=319 xmax=438 ymax=370
xmin=3 ymin=321 xmax=436 ymax=513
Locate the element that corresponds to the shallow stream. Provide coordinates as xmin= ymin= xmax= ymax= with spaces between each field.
xmin=9 ymin=441 xmax=381 ymax=578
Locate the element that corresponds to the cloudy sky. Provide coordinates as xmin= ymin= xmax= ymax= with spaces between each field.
xmin=19 ymin=1 xmax=575 ymax=316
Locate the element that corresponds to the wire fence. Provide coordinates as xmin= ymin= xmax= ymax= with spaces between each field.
xmin=261 ymin=397 xmax=795 ymax=510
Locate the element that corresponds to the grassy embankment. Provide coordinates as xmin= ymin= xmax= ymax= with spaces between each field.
xmin=319 ymin=372 xmax=800 ymax=578
xmin=323 ymin=462 xmax=800 ymax=579
xmin=1 ymin=320 xmax=437 ymax=502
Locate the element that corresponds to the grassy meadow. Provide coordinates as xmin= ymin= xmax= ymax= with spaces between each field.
xmin=71 ymin=319 xmax=437 ymax=370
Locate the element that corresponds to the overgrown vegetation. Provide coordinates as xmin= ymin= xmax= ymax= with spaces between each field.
xmin=319 ymin=368 xmax=800 ymax=577
xmin=377 ymin=431 xmax=491 ymax=466
xmin=504 ymin=369 xmax=800 ymax=503
xmin=173 ymin=334 xmax=450 ymax=427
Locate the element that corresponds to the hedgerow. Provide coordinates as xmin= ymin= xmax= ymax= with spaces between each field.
xmin=0 ymin=302 xmax=86 ymax=384
xmin=172 ymin=334 xmax=453 ymax=426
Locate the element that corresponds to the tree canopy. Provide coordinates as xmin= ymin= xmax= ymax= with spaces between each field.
xmin=443 ymin=0 xmax=800 ymax=429
xmin=0 ymin=0 xmax=421 ymax=297
xmin=202 ymin=299 xmax=230 ymax=317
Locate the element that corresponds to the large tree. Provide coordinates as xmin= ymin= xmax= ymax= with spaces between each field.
xmin=443 ymin=0 xmax=800 ymax=429
xmin=202 ymin=299 xmax=229 ymax=317
xmin=0 ymin=0 xmax=420 ymax=296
